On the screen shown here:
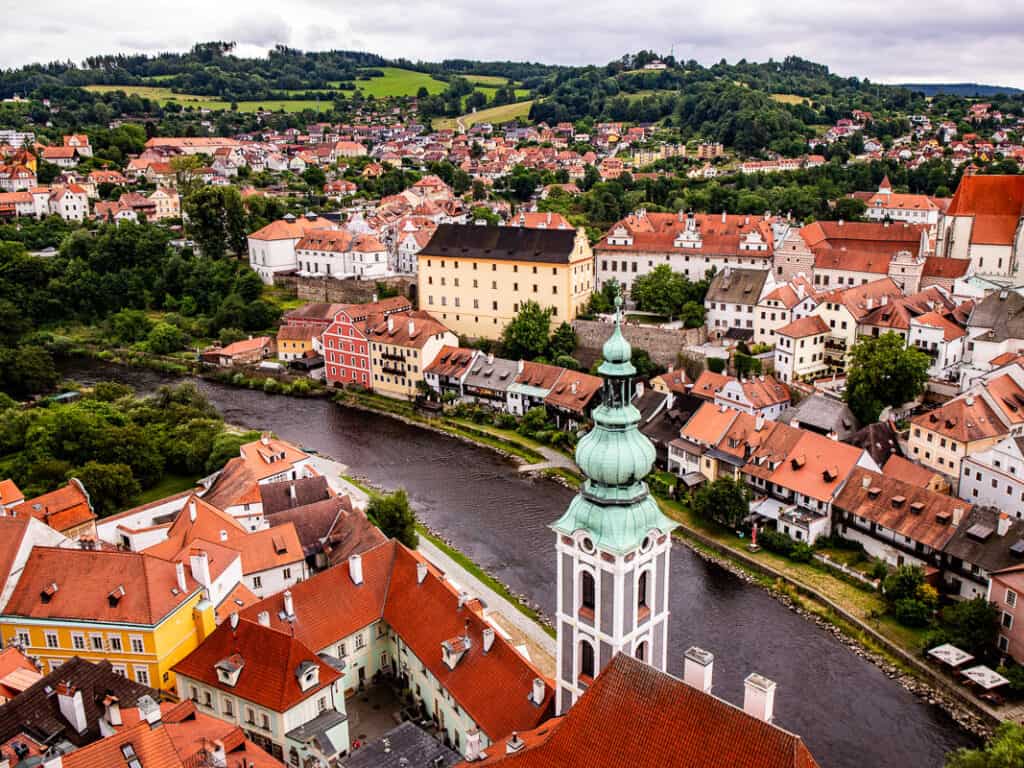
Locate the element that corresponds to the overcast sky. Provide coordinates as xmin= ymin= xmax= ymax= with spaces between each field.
xmin=5 ymin=0 xmax=1024 ymax=88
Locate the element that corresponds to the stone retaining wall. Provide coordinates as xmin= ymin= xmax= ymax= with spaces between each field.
xmin=572 ymin=319 xmax=706 ymax=367
xmin=274 ymin=274 xmax=417 ymax=305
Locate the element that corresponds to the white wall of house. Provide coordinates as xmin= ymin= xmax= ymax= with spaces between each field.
xmin=248 ymin=237 xmax=301 ymax=284
xmin=245 ymin=561 xmax=305 ymax=599
xmin=960 ymin=441 xmax=1024 ymax=519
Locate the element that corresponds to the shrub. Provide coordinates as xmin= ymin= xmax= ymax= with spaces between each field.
xmin=893 ymin=598 xmax=932 ymax=628
xmin=789 ymin=543 xmax=814 ymax=563
xmin=758 ymin=529 xmax=795 ymax=557
xmin=494 ymin=412 xmax=518 ymax=430
xmin=707 ymin=357 xmax=726 ymax=374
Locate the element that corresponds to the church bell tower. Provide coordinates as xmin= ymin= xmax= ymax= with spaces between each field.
xmin=551 ymin=296 xmax=677 ymax=714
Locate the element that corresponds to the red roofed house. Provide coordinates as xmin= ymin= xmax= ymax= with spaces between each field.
xmin=909 ymin=309 xmax=967 ymax=380
xmin=13 ymin=478 xmax=97 ymax=541
xmin=201 ymin=336 xmax=275 ymax=367
xmin=247 ymin=214 xmax=338 ymax=284
xmin=939 ymin=174 xmax=1024 ymax=279
xmin=367 ymin=311 xmax=458 ymax=400
xmin=0 ymin=646 xmax=41 ymax=703
xmin=594 ymin=210 xmax=775 ymax=290
xmin=321 ymin=297 xmax=414 ymax=390
xmin=239 ymin=540 xmax=553 ymax=761
xmin=713 ymin=374 xmax=791 ymax=420
xmin=173 ymin=617 xmax=344 ymax=764
xmin=773 ymin=315 xmax=830 ymax=384
xmin=470 ymin=653 xmax=819 ymax=768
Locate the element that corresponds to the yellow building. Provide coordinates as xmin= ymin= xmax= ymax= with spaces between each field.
xmin=0 ymin=547 xmax=214 ymax=691
xmin=417 ymin=223 xmax=594 ymax=340
xmin=367 ymin=310 xmax=458 ymax=399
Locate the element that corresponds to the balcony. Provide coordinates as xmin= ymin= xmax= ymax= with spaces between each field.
xmin=381 ymin=364 xmax=406 ymax=376
xmin=381 ymin=352 xmax=406 ymax=362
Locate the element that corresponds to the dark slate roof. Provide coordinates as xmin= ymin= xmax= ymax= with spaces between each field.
xmin=967 ymin=290 xmax=1024 ymax=342
xmin=704 ymin=268 xmax=770 ymax=306
xmin=0 ymin=657 xmax=156 ymax=748
xmin=420 ymin=223 xmax=578 ymax=264
xmin=944 ymin=506 xmax=1024 ymax=574
xmin=344 ymin=722 xmax=460 ymax=768
xmin=780 ymin=395 xmax=860 ymax=440
xmin=260 ymin=476 xmax=333 ymax=516
xmin=848 ymin=421 xmax=903 ymax=467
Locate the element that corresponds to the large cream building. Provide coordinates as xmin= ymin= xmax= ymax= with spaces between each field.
xmin=417 ymin=223 xmax=593 ymax=340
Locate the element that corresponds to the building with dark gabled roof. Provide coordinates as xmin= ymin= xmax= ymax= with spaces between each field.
xmin=417 ymin=223 xmax=594 ymax=341
xmin=0 ymin=657 xmax=156 ymax=750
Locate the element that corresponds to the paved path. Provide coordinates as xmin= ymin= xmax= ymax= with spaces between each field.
xmin=518 ymin=445 xmax=578 ymax=474
xmin=416 ymin=537 xmax=556 ymax=659
xmin=308 ymin=455 xmax=370 ymax=509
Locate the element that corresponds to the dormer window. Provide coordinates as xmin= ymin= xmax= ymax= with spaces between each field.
xmin=216 ymin=654 xmax=245 ymax=687
xmin=295 ymin=660 xmax=319 ymax=692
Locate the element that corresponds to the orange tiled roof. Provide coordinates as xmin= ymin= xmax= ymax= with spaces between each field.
xmin=5 ymin=547 xmax=200 ymax=625
xmin=249 ymin=216 xmax=335 ymax=242
xmin=475 ymin=653 xmax=819 ymax=768
xmin=544 ymin=370 xmax=603 ymax=414
xmin=366 ymin=310 xmax=451 ymax=350
xmin=835 ymin=468 xmax=967 ymax=551
xmin=229 ymin=524 xmax=304 ymax=575
xmin=681 ymin=402 xmax=739 ymax=446
xmin=912 ymin=392 xmax=1008 ymax=443
xmin=63 ymin=720 xmax=184 ymax=768
xmin=776 ymin=315 xmax=828 ymax=338
xmin=767 ymin=430 xmax=864 ymax=503
xmin=14 ymin=480 xmax=94 ymax=534
xmin=881 ymin=455 xmax=941 ymax=489
xmin=173 ymin=618 xmax=339 ymax=713
xmin=947 ymin=175 xmax=1024 ymax=246
xmin=691 ymin=371 xmax=729 ymax=400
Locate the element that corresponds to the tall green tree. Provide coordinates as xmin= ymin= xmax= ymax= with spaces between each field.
xmin=845 ymin=332 xmax=930 ymax=423
xmin=70 ymin=461 xmax=140 ymax=517
xmin=368 ymin=489 xmax=418 ymax=548
xmin=183 ymin=186 xmax=248 ymax=258
xmin=501 ymin=301 xmax=553 ymax=360
xmin=692 ymin=476 xmax=749 ymax=529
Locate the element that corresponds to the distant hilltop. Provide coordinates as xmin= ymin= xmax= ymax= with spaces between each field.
xmin=898 ymin=83 xmax=1023 ymax=97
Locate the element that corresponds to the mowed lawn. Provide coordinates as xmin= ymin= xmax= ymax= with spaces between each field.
xmin=771 ymin=92 xmax=809 ymax=104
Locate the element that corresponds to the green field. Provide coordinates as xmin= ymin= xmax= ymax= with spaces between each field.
xmin=348 ymin=67 xmax=448 ymax=97
xmin=85 ymin=67 xmax=528 ymax=113
xmin=462 ymin=74 xmax=509 ymax=86
xmin=83 ymin=85 xmax=337 ymax=113
xmin=433 ymin=99 xmax=535 ymax=130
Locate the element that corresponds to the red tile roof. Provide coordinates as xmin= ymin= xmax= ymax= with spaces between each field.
xmin=14 ymin=480 xmax=94 ymax=534
xmin=476 ymin=654 xmax=819 ymax=768
xmin=835 ymin=468 xmax=968 ymax=551
xmin=0 ymin=647 xmax=41 ymax=700
xmin=947 ymin=175 xmax=1024 ymax=245
xmin=63 ymin=720 xmax=185 ymax=768
xmin=692 ymin=371 xmax=729 ymax=400
xmin=425 ymin=346 xmax=477 ymax=378
xmin=768 ymin=431 xmax=865 ymax=503
xmin=911 ymin=393 xmax=1008 ymax=443
xmin=5 ymin=547 xmax=200 ymax=626
xmin=776 ymin=315 xmax=828 ymax=338
xmin=597 ymin=212 xmax=774 ymax=259
xmin=544 ymin=370 xmax=603 ymax=414
xmin=173 ymin=618 xmax=339 ymax=713
xmin=249 ymin=217 xmax=336 ymax=242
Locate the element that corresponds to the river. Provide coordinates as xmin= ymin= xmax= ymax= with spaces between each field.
xmin=63 ymin=360 xmax=977 ymax=767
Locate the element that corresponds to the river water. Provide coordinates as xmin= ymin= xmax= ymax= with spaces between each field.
xmin=63 ymin=360 xmax=976 ymax=767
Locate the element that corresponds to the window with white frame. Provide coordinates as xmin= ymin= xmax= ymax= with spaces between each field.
xmin=1008 ymin=589 xmax=1018 ymax=608
xmin=252 ymin=576 xmax=262 ymax=590
xmin=1003 ymin=611 xmax=1014 ymax=630
xmin=44 ymin=631 xmax=59 ymax=649
xmin=91 ymin=634 xmax=104 ymax=651
xmin=108 ymin=635 xmax=123 ymax=652
xmin=283 ymin=567 xmax=291 ymax=580
xmin=15 ymin=629 xmax=30 ymax=647
xmin=134 ymin=666 xmax=149 ymax=685
xmin=71 ymin=633 xmax=85 ymax=650
xmin=111 ymin=664 xmax=127 ymax=677
xmin=130 ymin=635 xmax=145 ymax=654
xmin=223 ymin=698 xmax=234 ymax=717
xmin=354 ymin=633 xmax=365 ymax=651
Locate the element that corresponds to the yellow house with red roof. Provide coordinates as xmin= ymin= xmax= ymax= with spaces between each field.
xmin=0 ymin=547 xmax=215 ymax=691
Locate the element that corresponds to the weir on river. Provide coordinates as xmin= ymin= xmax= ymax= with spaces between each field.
xmin=63 ymin=360 xmax=977 ymax=767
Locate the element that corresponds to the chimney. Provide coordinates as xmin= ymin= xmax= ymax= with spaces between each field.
xmin=531 ymin=678 xmax=545 ymax=705
xmin=260 ymin=432 xmax=270 ymax=446
xmin=188 ymin=499 xmax=197 ymax=522
xmin=965 ymin=395 xmax=975 ymax=406
xmin=862 ymin=474 xmax=871 ymax=489
xmin=41 ymin=753 xmax=62 ymax=768
xmin=210 ymin=740 xmax=227 ymax=768
xmin=417 ymin=561 xmax=428 ymax=584
xmin=349 ymin=554 xmax=364 ymax=585
xmin=721 ymin=209 xmax=727 ymax=223
xmin=372 ymin=292 xmax=378 ymax=303
xmin=999 ymin=512 xmax=1011 ymax=536
xmin=754 ymin=414 xmax=765 ymax=432
xmin=289 ymin=482 xmax=297 ymax=501
xmin=517 ymin=359 xmax=524 ymax=374
xmin=257 ymin=610 xmax=271 ymax=627
xmin=229 ymin=612 xmax=239 ymax=631
xmin=175 ymin=561 xmax=187 ymax=593
xmin=458 ymin=591 xmax=470 ymax=609
xmin=103 ymin=695 xmax=122 ymax=727
xmin=743 ymin=673 xmax=776 ymax=723
xmin=57 ymin=684 xmax=87 ymax=734
xmin=219 ymin=529 xmax=228 ymax=542
xmin=683 ymin=646 xmax=714 ymax=693
xmin=482 ymin=627 xmax=495 ymax=653
xmin=505 ymin=732 xmax=526 ymax=755
xmin=137 ymin=695 xmax=162 ymax=727
xmin=635 ymin=381 xmax=645 ymax=398
xmin=953 ymin=507 xmax=964 ymax=527
xmin=465 ymin=729 xmax=482 ymax=761
xmin=387 ymin=316 xmax=394 ymax=333
xmin=189 ymin=550 xmax=212 ymax=588
xmin=408 ymin=319 xmax=416 ymax=336
xmin=283 ymin=590 xmax=295 ymax=617
xmin=827 ymin=430 xmax=838 ymax=441
xmin=866 ymin=297 xmax=874 ymax=310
